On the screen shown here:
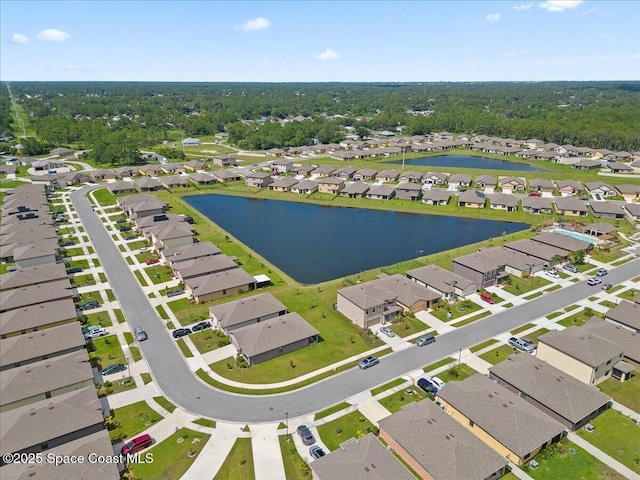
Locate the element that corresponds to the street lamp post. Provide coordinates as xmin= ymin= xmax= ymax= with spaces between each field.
xmin=126 ymin=356 xmax=130 ymax=381
xmin=285 ymin=412 xmax=288 ymax=436
xmin=458 ymin=348 xmax=461 ymax=367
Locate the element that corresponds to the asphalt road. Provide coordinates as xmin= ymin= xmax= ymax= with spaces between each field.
xmin=70 ymin=186 xmax=640 ymax=423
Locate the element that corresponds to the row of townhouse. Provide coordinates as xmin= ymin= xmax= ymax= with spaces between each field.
xmin=0 ymin=184 xmax=120 ymax=478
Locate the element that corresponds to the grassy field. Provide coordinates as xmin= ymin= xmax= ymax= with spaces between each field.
xmin=153 ymin=396 xmax=177 ymax=413
xmin=108 ymin=401 xmax=163 ymax=441
xmin=598 ymin=374 xmax=640 ymax=412
xmin=93 ymin=334 xmax=126 ymax=368
xmin=370 ymin=378 xmax=406 ymax=397
xmin=129 ymin=428 xmax=211 ymax=480
xmin=479 ymin=344 xmax=518 ymax=365
xmin=83 ymin=311 xmax=113 ymax=328
xmin=213 ymin=438 xmax=255 ymax=480
xmin=314 ymin=402 xmax=351 ymax=421
xmin=316 ymin=410 xmax=376 ymax=451
xmin=502 ymin=275 xmax=550 ymax=296
xmin=379 ymin=386 xmax=431 ymax=413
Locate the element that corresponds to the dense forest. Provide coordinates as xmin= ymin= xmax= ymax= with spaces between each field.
xmin=1 ymin=81 xmax=639 ymax=165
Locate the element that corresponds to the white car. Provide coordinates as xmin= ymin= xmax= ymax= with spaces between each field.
xmin=430 ymin=377 xmax=446 ymax=390
xmin=380 ymin=326 xmax=396 ymax=338
xmin=139 ymin=247 xmax=151 ymax=253
xmin=84 ymin=327 xmax=108 ymax=340
xmin=545 ymin=270 xmax=560 ymax=279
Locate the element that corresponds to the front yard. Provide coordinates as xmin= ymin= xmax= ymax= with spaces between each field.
xmin=379 ymin=386 xmax=431 ymax=414
xmin=107 ymin=400 xmax=163 ymax=441
xmin=316 ymin=410 xmax=377 ymax=451
xmin=430 ymin=299 xmax=482 ymax=322
xmin=479 ymin=344 xmax=519 ymax=365
xmin=501 ymin=274 xmax=550 ymax=296
xmin=212 ymin=438 xmax=254 ymax=480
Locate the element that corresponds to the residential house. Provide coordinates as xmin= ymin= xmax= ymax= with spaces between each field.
xmin=505 ymin=239 xmax=572 ymax=263
xmin=317 ymin=177 xmax=344 ymax=195
xmin=9 ymin=242 xmax=58 ymax=268
xmin=474 ymin=175 xmax=497 ymax=190
xmin=244 ymin=172 xmax=272 ymax=188
xmin=398 ymin=171 xmax=423 ymax=183
xmin=395 ymin=182 xmax=423 ymax=201
xmin=376 ymin=169 xmax=400 ymax=182
xmin=448 ymin=173 xmax=472 ymax=188
xmin=336 ymin=283 xmax=401 ymax=329
xmin=209 ymin=292 xmax=287 ymax=333
xmin=189 ymin=172 xmax=216 ymax=185
xmin=312 ymin=166 xmax=336 ymax=177
xmin=269 ymin=177 xmax=299 ymax=192
xmin=0 ymin=280 xmax=73 ymax=314
xmin=114 ymin=166 xmax=137 ymax=179
xmin=421 ymin=189 xmax=451 ymax=206
xmin=537 ymin=327 xmax=627 ymax=385
xmin=183 ymin=160 xmax=206 ymax=172
xmin=182 ymin=137 xmax=202 ymax=146
xmin=583 ymin=317 xmax=640 ymax=368
xmin=582 ymin=222 xmax=617 ymax=237
xmin=265 ymin=148 xmax=285 ymax=157
xmin=162 ymin=241 xmax=222 ymax=265
xmin=294 ymin=165 xmax=316 ymax=176
xmin=185 ymin=268 xmax=256 ymax=304
xmin=148 ymin=223 xmax=194 ymax=251
xmin=488 ymin=354 xmax=611 ymax=430
xmin=615 ymin=184 xmax=640 ymax=201
xmin=290 ymin=179 xmax=319 ymax=195
xmin=378 ymin=401 xmax=508 ymax=480
xmin=372 ymin=274 xmax=441 ymax=312
xmin=137 ymin=164 xmax=161 ymax=176
xmin=572 ymin=159 xmax=601 ymax=170
xmin=553 ymin=197 xmax=589 ymax=217
xmin=50 ymin=147 xmax=75 ymax=157
xmin=106 ymin=181 xmax=137 ymax=195
xmin=489 ymin=193 xmax=518 ymax=211
xmin=270 ymin=159 xmax=294 ymax=173
xmin=212 ymin=169 xmax=241 ymax=183
xmin=405 ymin=264 xmax=478 ymax=300
xmin=438 ymin=374 xmax=566 ymax=466
xmin=0 ymin=299 xmax=77 ymax=339
xmin=89 ymin=169 xmax=116 ymax=182
xmin=585 ymin=181 xmax=615 ymax=197
xmin=365 ymin=185 xmax=395 ymax=200
xmin=521 ymin=196 xmax=553 ymax=215
xmin=528 ymin=179 xmax=554 ymax=193
xmin=230 ymin=313 xmax=318 ymax=365
xmin=173 ymin=254 xmax=238 ymax=282
xmin=339 ymin=182 xmax=370 ymax=198
xmin=604 ymin=162 xmax=634 ymax=174
xmin=605 ymin=301 xmax=640 ymax=333
xmin=333 ymin=166 xmax=356 ymax=180
xmin=555 ymin=180 xmax=583 ymax=196
xmin=159 ymin=175 xmax=189 ymax=189
xmin=589 ymin=201 xmax=625 ymax=219
xmin=211 ymin=154 xmax=237 ymax=167
xmin=623 ymin=203 xmax=640 ymax=227
xmin=330 ymin=150 xmax=356 ymax=161
xmin=421 ymin=172 xmax=449 ymax=185
xmin=457 ymin=190 xmax=486 ymax=208
xmin=353 ymin=168 xmax=378 ymax=181
xmin=160 ymin=163 xmax=185 ymax=174
xmin=134 ymin=177 xmax=163 ymax=192
xmin=0 ymin=263 xmax=67 ymax=291
xmin=531 ymin=232 xmax=593 ymax=255
xmin=499 ymin=177 xmax=526 ymax=193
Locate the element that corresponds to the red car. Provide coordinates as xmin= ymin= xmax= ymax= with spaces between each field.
xmin=145 ymin=258 xmax=160 ymax=265
xmin=480 ymin=292 xmax=495 ymax=304
xmin=528 ymin=192 xmax=541 ymax=197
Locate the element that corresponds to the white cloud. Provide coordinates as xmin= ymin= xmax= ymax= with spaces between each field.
xmin=236 ymin=17 xmax=270 ymax=32
xmin=486 ymin=13 xmax=501 ymax=21
xmin=538 ymin=1 xmax=584 ymax=12
xmin=36 ymin=29 xmax=70 ymax=41
xmin=11 ymin=33 xmax=29 ymax=43
xmin=315 ymin=49 xmax=339 ymax=61
xmin=513 ymin=3 xmax=533 ymax=10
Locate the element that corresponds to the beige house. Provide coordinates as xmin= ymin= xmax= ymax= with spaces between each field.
xmin=536 ymin=327 xmax=626 ymax=385
xmin=337 ymin=283 xmax=401 ymax=329
xmin=244 ymin=172 xmax=272 ymax=188
xmin=317 ymin=177 xmax=344 ymax=194
xmin=209 ymin=292 xmax=288 ymax=333
xmin=186 ymin=269 xmax=256 ymax=304
xmin=149 ymin=223 xmax=194 ymax=250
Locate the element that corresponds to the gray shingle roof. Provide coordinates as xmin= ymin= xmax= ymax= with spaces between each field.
xmin=209 ymin=292 xmax=287 ymax=330
xmin=0 ymin=299 xmax=77 ymax=336
xmin=0 ymin=263 xmax=67 ymax=291
xmin=163 ymin=241 xmax=221 ymax=263
xmin=405 ymin=264 xmax=476 ymax=294
xmin=0 ymin=279 xmax=73 ymax=312
xmin=438 ymin=374 xmax=566 ymax=458
xmin=605 ymin=301 xmax=640 ymax=331
xmin=554 ymin=197 xmax=588 ymax=213
xmin=174 ymin=254 xmax=237 ymax=280
xmin=589 ymin=201 xmax=625 ymax=216
xmin=367 ymin=185 xmax=396 ymax=197
xmin=338 ymin=283 xmax=396 ymax=310
xmin=584 ymin=317 xmax=640 ymax=363
xmin=372 ymin=274 xmax=441 ymax=308
xmin=341 ymin=182 xmax=370 ymax=195
xmin=188 ymin=269 xmax=256 ymax=297
xmin=379 ymin=401 xmax=508 ymax=480
xmin=538 ymin=327 xmax=625 ymax=367
xmin=532 ymin=232 xmax=593 ymax=253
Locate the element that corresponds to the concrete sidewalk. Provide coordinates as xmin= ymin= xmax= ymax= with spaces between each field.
xmin=251 ymin=423 xmax=286 ymax=480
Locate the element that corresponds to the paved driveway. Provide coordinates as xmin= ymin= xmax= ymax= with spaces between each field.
xmin=71 ymin=186 xmax=640 ymax=423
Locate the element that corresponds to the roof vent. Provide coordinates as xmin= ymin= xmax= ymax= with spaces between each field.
xmin=364 ymin=467 xmax=369 ymax=472
xmin=445 ymin=435 xmax=450 ymax=441
xmin=503 ymin=404 xmax=508 ymax=408
xmin=29 ymin=408 xmax=36 ymax=416
xmin=48 ymin=403 xmax=54 ymax=410
xmin=371 ymin=464 xmax=376 ymax=469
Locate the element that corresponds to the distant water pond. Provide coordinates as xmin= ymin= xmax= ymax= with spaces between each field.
xmin=391 ymin=155 xmax=548 ymax=172
xmin=185 ymin=195 xmax=528 ymax=284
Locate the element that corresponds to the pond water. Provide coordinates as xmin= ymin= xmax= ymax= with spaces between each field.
xmin=391 ymin=155 xmax=548 ymax=172
xmin=185 ymin=195 xmax=529 ymax=284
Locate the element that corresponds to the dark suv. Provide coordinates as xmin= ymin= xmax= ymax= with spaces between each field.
xmin=172 ymin=328 xmax=191 ymax=339
xmin=417 ymin=378 xmax=438 ymax=395
xmin=297 ymin=425 xmax=315 ymax=446
xmin=192 ymin=321 xmax=211 ymax=332
xmin=79 ymin=301 xmax=100 ymax=311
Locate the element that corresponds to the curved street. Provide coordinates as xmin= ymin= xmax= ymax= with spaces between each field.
xmin=70 ymin=186 xmax=640 ymax=423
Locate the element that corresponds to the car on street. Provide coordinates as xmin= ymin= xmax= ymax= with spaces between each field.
xmin=309 ymin=445 xmax=325 ymax=459
xmin=192 ymin=321 xmax=211 ymax=332
xmin=101 ymin=363 xmax=126 ymax=375
xmin=84 ymin=327 xmax=108 ymax=340
xmin=416 ymin=334 xmax=436 ymax=346
xmin=297 ymin=425 xmax=315 ymax=446
xmin=601 ymin=283 xmax=612 ymax=290
xmin=172 ymin=328 xmax=191 ymax=339
xmin=146 ymin=258 xmax=160 ymax=265
xmin=380 ymin=326 xmax=396 ymax=338
xmin=417 ymin=378 xmax=438 ymax=395
xmin=134 ymin=327 xmax=148 ymax=341
xmin=545 ymin=270 xmax=560 ymax=279
xmin=66 ymin=267 xmax=83 ymax=274
xmin=596 ymin=268 xmax=608 ymax=277
xmin=62 ymin=240 xmax=75 ymax=246
xmin=358 ymin=355 xmax=380 ymax=370
xmin=166 ymin=288 xmax=184 ymax=297
xmin=79 ymin=300 xmax=100 ymax=311
xmin=430 ymin=377 xmax=446 ymax=390
xmin=563 ymin=264 xmax=579 ymax=273
xmin=587 ymin=277 xmax=602 ymax=286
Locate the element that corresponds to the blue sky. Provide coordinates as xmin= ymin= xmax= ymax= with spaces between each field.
xmin=2 ymin=1 xmax=639 ymax=81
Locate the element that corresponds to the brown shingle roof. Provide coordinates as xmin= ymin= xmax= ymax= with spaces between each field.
xmin=538 ymin=327 xmax=625 ymax=367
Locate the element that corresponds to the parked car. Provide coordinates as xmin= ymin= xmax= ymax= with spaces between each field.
xmin=528 ymin=192 xmax=541 ymax=197
xmin=66 ymin=267 xmax=83 ymax=274
xmin=55 ymin=217 xmax=67 ymax=223
xmin=124 ymin=235 xmax=139 ymax=241
xmin=192 ymin=321 xmax=211 ymax=332
xmin=62 ymin=240 xmax=75 ymax=246
xmin=116 ymin=218 xmax=128 ymax=223
xmin=101 ymin=363 xmax=126 ymax=375
xmin=166 ymin=288 xmax=184 ymax=297
xmin=119 ymin=225 xmax=132 ymax=232
xmin=79 ymin=300 xmax=100 ymax=311
xmin=139 ymin=247 xmax=151 ymax=253
xmin=416 ymin=334 xmax=436 ymax=346
xmin=121 ymin=434 xmax=153 ymax=455
xmin=134 ymin=327 xmax=148 ymax=341
xmin=84 ymin=327 xmax=108 ymax=340
xmin=417 ymin=378 xmax=438 ymax=395
xmin=480 ymin=292 xmax=495 ymax=304
xmin=358 ymin=355 xmax=379 ymax=370
xmin=587 ymin=277 xmax=602 ymax=286
xmin=508 ymin=336 xmax=536 ymax=353
xmin=172 ymin=328 xmax=191 ymax=339
xmin=545 ymin=270 xmax=560 ymax=279
xmin=430 ymin=377 xmax=446 ymax=390
xmin=146 ymin=258 xmax=160 ymax=265
xmin=596 ymin=268 xmax=608 ymax=277
xmin=563 ymin=264 xmax=579 ymax=273
xmin=380 ymin=326 xmax=396 ymax=338
xmin=601 ymin=283 xmax=613 ymax=290
xmin=309 ymin=445 xmax=325 ymax=459
xmin=297 ymin=425 xmax=315 ymax=446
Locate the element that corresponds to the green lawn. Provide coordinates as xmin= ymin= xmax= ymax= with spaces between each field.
xmin=153 ymin=396 xmax=177 ymax=413
xmin=189 ymin=329 xmax=230 ymax=354
xmin=114 ymin=308 xmax=126 ymax=323
xmin=0 ymin=262 xmax=14 ymax=275
xmin=92 ymin=188 xmax=120 ymax=206
xmin=65 ymin=258 xmax=90 ymax=270
xmin=379 ymin=387 xmax=431 ymax=414
xmin=558 ymin=309 xmax=596 ymax=327
xmin=451 ymin=310 xmax=491 ymax=327
xmin=316 ymin=411 xmax=376 ymax=451
xmin=469 ymin=338 xmax=499 ymax=353
xmin=599 ymin=299 xmax=617 ymax=309
xmin=82 ymin=311 xmax=113 ymax=328
xmin=136 ymin=252 xmax=156 ymax=263
xmin=129 ymin=428 xmax=211 ymax=480
xmin=192 ymin=418 xmax=216 ymax=428
xmin=105 ymin=289 xmax=116 ymax=301
xmin=424 ymin=357 xmax=455 ymax=373
xmin=147 ymin=265 xmax=174 ymax=284
xmin=617 ymin=288 xmax=638 ymax=302
xmin=141 ymin=373 xmax=153 ymax=384
xmin=523 ymin=291 xmax=543 ymax=300
xmin=436 ymin=364 xmax=476 ymax=383
xmin=176 ymin=338 xmax=194 ymax=358
xmin=156 ymin=305 xmax=169 ymax=320
xmin=98 ymin=376 xmax=136 ymax=396
xmin=575 ymin=409 xmax=640 ymax=474
xmin=124 ymin=332 xmax=134 ymax=345
xmin=430 ymin=300 xmax=482 ymax=322
xmin=480 ymin=344 xmax=518 ymax=365
xmin=63 ymin=247 xmax=85 ymax=257
xmin=523 ymin=439 xmax=626 ymax=480
xmin=522 ymin=328 xmax=550 ymax=345
xmin=598 ymin=374 xmax=640 ymax=412
xmin=78 ymin=290 xmax=103 ymax=304
xmin=510 ymin=323 xmax=535 ymax=335
xmin=93 ymin=334 xmax=126 ymax=368
xmin=502 ymin=275 xmax=550 ymax=296
xmin=370 ymin=378 xmax=406 ymax=397
xmin=134 ymin=270 xmax=149 ymax=286
xmin=314 ymin=402 xmax=351 ymax=421
xmin=108 ymin=401 xmax=163 ymax=441
xmin=130 ymin=346 xmax=142 ymax=362
xmin=279 ymin=435 xmax=311 ymax=479
xmin=213 ymin=438 xmax=255 ymax=480
xmin=390 ymin=314 xmax=430 ymax=338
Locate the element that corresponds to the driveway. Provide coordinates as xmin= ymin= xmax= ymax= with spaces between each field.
xmin=70 ymin=185 xmax=640 ymax=423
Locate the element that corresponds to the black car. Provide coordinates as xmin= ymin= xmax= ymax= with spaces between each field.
xmin=417 ymin=378 xmax=438 ymax=395
xmin=125 ymin=235 xmax=139 ymax=241
xmin=66 ymin=267 xmax=83 ymax=274
xmin=119 ymin=225 xmax=132 ymax=232
xmin=192 ymin=321 xmax=211 ymax=332
xmin=172 ymin=328 xmax=192 ymax=339
xmin=102 ymin=363 xmax=126 ymax=375
xmin=79 ymin=301 xmax=100 ymax=311
xmin=166 ymin=288 xmax=184 ymax=298
xmin=116 ymin=218 xmax=128 ymax=223
xmin=297 ymin=425 xmax=315 ymax=446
